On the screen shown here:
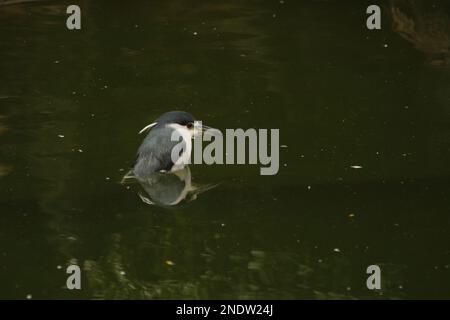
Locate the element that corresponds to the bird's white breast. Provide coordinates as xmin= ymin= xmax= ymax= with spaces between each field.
xmin=168 ymin=123 xmax=192 ymax=171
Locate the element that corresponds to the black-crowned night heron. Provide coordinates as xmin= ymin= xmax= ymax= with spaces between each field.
xmin=131 ymin=111 xmax=215 ymax=180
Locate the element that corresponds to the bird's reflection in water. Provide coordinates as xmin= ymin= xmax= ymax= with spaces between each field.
xmin=121 ymin=166 xmax=217 ymax=206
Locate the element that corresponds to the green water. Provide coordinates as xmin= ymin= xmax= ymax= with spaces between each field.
xmin=0 ymin=0 xmax=450 ymax=299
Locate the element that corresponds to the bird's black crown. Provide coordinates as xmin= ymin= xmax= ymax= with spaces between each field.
xmin=155 ymin=111 xmax=195 ymax=126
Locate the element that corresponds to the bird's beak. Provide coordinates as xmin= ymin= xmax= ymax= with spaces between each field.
xmin=193 ymin=122 xmax=221 ymax=139
xmin=201 ymin=125 xmax=221 ymax=136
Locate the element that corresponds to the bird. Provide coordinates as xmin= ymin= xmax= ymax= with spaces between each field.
xmin=130 ymin=111 xmax=215 ymax=180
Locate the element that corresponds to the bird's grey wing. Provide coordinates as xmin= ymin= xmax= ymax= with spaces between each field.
xmin=133 ymin=126 xmax=186 ymax=179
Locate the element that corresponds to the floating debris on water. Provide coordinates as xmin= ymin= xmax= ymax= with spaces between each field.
xmin=402 ymin=153 xmax=411 ymax=157
xmin=333 ymin=248 xmax=341 ymax=253
xmin=165 ymin=260 xmax=175 ymax=266
xmin=350 ymin=165 xmax=363 ymax=169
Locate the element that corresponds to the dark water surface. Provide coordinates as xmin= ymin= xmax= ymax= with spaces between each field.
xmin=1 ymin=0 xmax=450 ymax=299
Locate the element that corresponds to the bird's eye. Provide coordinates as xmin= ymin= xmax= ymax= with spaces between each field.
xmin=186 ymin=122 xmax=193 ymax=129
